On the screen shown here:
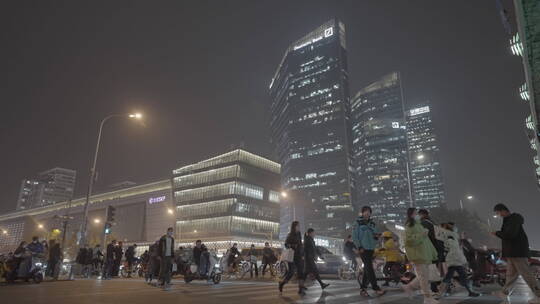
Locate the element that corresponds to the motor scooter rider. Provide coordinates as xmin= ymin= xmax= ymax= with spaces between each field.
xmin=193 ymin=240 xmax=202 ymax=268
xmin=20 ymin=236 xmax=43 ymax=277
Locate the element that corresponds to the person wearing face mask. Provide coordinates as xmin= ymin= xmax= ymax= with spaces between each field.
xmin=402 ymin=208 xmax=439 ymax=304
xmin=437 ymin=223 xmax=480 ymax=298
xmin=158 ymin=227 xmax=175 ymax=290
xmin=353 ymin=206 xmax=385 ymax=297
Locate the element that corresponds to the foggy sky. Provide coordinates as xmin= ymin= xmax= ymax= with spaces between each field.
xmin=1 ymin=1 xmax=539 ymax=246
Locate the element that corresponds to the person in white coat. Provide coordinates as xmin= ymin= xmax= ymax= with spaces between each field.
xmin=437 ymin=223 xmax=480 ymax=298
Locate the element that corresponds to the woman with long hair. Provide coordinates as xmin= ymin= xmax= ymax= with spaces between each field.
xmin=403 ymin=207 xmax=439 ymax=304
xmin=279 ymin=221 xmax=306 ymax=295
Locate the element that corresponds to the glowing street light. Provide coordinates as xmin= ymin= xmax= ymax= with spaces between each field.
xmin=460 ymin=194 xmax=474 ymax=210
xmin=129 ymin=113 xmax=143 ymax=119
xmin=417 ymin=154 xmax=425 ymax=160
xmin=79 ymin=112 xmax=145 ymax=248
xmin=167 ymin=208 xmax=174 ymax=215
xmin=281 ymin=191 xmax=288 ymax=198
xmin=2 ymin=230 xmax=7 ymax=235
xmin=193 ymin=230 xmax=197 ymax=233
xmin=93 ymin=218 xmax=101 ymax=224
xmin=37 ymin=224 xmax=44 ymax=229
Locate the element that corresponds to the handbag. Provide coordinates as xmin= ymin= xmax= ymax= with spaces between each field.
xmin=281 ymin=248 xmax=294 ymax=263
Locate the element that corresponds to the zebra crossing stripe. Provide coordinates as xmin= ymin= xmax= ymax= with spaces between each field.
xmin=248 ymin=285 xmax=359 ymax=301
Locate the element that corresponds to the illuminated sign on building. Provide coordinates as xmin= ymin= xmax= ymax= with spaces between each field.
xmin=148 ymin=196 xmax=166 ymax=204
xmin=392 ymin=122 xmax=400 ymax=129
xmin=409 ymin=106 xmax=430 ymax=117
xmin=293 ymin=27 xmax=334 ymax=51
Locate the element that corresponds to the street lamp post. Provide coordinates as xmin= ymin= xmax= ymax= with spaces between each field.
xmin=459 ymin=195 xmax=474 ymax=211
xmin=79 ymin=113 xmax=142 ymax=247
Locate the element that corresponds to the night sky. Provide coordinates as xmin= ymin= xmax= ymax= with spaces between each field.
xmin=2 ymin=1 xmax=539 ymax=246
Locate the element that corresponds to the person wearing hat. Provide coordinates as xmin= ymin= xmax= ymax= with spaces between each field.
xmin=376 ymin=231 xmax=404 ymax=286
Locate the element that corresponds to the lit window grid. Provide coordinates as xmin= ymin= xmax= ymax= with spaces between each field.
xmin=174 ymin=181 xmax=264 ymax=203
xmin=173 ymin=150 xmax=280 ymax=175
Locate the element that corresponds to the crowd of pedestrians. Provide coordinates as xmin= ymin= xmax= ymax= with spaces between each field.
xmin=1 ymin=202 xmax=539 ymax=304
xmin=338 ymin=203 xmax=540 ymax=304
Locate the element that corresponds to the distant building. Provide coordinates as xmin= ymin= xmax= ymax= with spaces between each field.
xmin=351 ymin=72 xmax=410 ymax=222
xmin=16 ymin=167 xmax=76 ymax=210
xmin=172 ymin=150 xmax=281 ymax=248
xmin=269 ymin=19 xmax=356 ymax=237
xmin=509 ymin=0 xmax=540 ymax=187
xmin=406 ymin=104 xmax=446 ymax=209
xmin=2 ymin=180 xmax=173 ymax=253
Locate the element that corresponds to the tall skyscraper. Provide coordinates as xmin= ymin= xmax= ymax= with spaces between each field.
xmin=406 ymin=104 xmax=446 ymax=209
xmin=16 ymin=167 xmax=76 ymax=210
xmin=351 ymin=72 xmax=410 ymax=222
xmin=269 ymin=19 xmax=355 ymax=237
xmin=509 ymin=0 xmax=540 ymax=187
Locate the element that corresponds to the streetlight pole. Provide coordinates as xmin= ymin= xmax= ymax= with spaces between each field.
xmin=459 ymin=195 xmax=474 ymax=211
xmin=79 ymin=113 xmax=142 ymax=247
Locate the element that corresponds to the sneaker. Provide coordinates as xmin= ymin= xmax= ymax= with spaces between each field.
xmin=278 ymin=281 xmax=285 ymax=294
xmin=468 ymin=291 xmax=480 ymax=297
xmin=402 ymin=284 xmax=414 ymax=299
xmin=493 ymin=291 xmax=509 ymax=300
xmin=423 ymin=298 xmax=440 ymax=304
xmin=437 ymin=283 xmax=447 ymax=298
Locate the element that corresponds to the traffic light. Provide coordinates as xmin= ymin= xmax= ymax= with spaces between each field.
xmin=104 ymin=222 xmax=112 ymax=235
xmin=107 ymin=206 xmax=116 ymax=223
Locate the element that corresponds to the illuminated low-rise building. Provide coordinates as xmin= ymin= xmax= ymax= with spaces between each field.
xmin=0 ymin=180 xmax=174 ymax=255
xmin=172 ymin=149 xmax=281 ymax=249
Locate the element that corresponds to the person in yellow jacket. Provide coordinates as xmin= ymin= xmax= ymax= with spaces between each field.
xmin=376 ymin=231 xmax=404 ymax=286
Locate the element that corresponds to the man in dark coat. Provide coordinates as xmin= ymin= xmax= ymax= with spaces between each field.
xmin=147 ymin=241 xmax=160 ymax=283
xmin=113 ymin=241 xmax=123 ymax=277
xmin=304 ymin=228 xmax=329 ymax=289
xmin=261 ymin=242 xmax=276 ymax=277
xmin=46 ymin=240 xmax=62 ymax=279
xmin=125 ymin=244 xmax=137 ymax=278
xmin=492 ymin=203 xmax=540 ymax=301
xmin=193 ymin=240 xmax=202 ymax=267
xmin=158 ymin=227 xmax=175 ymax=290
xmin=104 ymin=240 xmax=117 ymax=279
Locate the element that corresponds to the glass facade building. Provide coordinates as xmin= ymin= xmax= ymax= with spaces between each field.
xmin=513 ymin=0 xmax=540 ymax=187
xmin=16 ymin=167 xmax=76 ymax=210
xmin=406 ymin=104 xmax=446 ymax=209
xmin=269 ymin=19 xmax=355 ymax=238
xmin=172 ymin=150 xmax=281 ymax=247
xmin=351 ymin=72 xmax=410 ymax=222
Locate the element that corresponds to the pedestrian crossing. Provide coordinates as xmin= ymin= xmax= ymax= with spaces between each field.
xmin=156 ymin=279 xmax=536 ymax=304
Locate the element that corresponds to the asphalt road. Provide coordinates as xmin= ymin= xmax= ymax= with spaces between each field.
xmin=0 ymin=277 xmax=536 ymax=304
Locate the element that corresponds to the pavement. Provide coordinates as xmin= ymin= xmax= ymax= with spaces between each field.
xmin=0 ymin=277 xmax=537 ymax=304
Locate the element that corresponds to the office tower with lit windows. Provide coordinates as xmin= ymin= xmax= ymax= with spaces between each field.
xmin=172 ymin=149 xmax=281 ymax=248
xmin=16 ymin=167 xmax=76 ymax=210
xmin=269 ymin=19 xmax=355 ymax=238
xmin=406 ymin=104 xmax=446 ymax=209
xmin=507 ymin=0 xmax=540 ymax=187
xmin=351 ymin=72 xmax=410 ymax=222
